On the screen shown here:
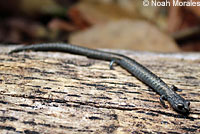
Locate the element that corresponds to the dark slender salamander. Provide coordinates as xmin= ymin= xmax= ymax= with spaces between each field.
xmin=9 ymin=43 xmax=190 ymax=115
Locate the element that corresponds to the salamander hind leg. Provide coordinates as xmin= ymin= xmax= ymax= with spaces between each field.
xmin=109 ymin=60 xmax=116 ymax=70
xmin=160 ymin=95 xmax=168 ymax=108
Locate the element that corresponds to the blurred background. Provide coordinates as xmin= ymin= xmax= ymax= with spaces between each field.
xmin=0 ymin=0 xmax=199 ymax=52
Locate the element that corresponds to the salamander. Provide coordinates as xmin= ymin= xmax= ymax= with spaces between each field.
xmin=9 ymin=43 xmax=190 ymax=115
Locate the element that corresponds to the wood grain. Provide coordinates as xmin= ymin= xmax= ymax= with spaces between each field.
xmin=0 ymin=46 xmax=199 ymax=134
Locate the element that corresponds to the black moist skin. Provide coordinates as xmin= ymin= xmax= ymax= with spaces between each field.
xmin=9 ymin=43 xmax=190 ymax=115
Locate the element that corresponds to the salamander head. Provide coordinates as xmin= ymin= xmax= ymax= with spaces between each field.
xmin=168 ymin=95 xmax=190 ymax=115
xmin=174 ymin=101 xmax=190 ymax=115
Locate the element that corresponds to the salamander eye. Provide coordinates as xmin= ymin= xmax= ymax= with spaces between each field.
xmin=177 ymin=104 xmax=184 ymax=109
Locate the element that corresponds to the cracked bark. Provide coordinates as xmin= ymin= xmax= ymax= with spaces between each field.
xmin=0 ymin=46 xmax=200 ymax=134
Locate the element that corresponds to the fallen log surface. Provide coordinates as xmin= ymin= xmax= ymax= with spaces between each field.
xmin=0 ymin=46 xmax=200 ymax=134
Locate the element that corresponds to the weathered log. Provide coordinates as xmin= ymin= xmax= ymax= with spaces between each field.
xmin=0 ymin=46 xmax=199 ymax=133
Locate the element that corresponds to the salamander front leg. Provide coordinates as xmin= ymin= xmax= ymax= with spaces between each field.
xmin=171 ymin=85 xmax=182 ymax=92
xmin=109 ymin=60 xmax=116 ymax=70
xmin=160 ymin=95 xmax=168 ymax=108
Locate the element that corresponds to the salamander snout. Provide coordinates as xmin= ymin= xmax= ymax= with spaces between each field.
xmin=175 ymin=101 xmax=190 ymax=114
